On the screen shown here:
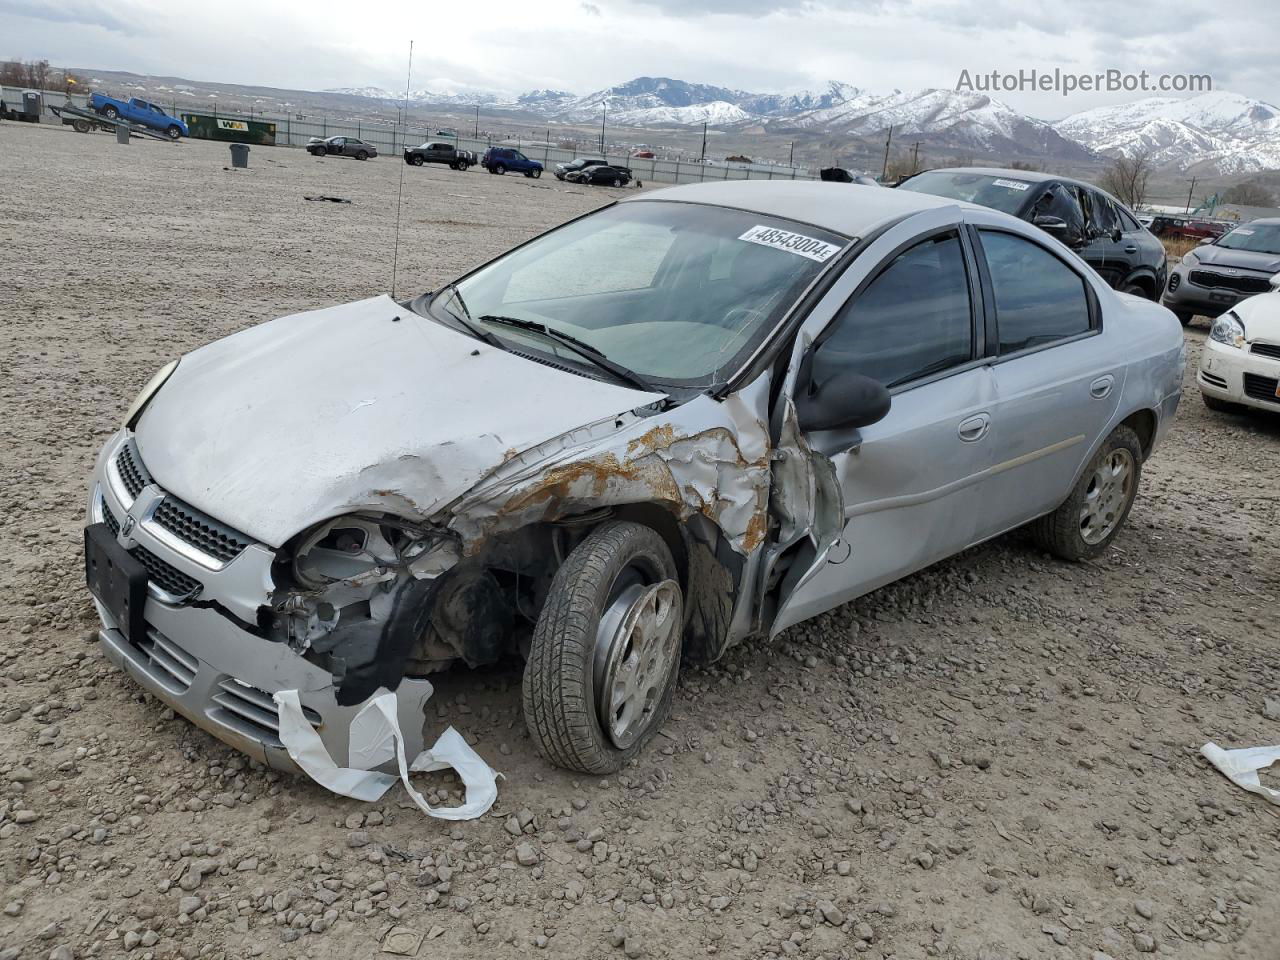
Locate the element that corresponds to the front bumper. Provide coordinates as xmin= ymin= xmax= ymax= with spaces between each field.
xmin=1197 ymin=338 xmax=1280 ymax=413
xmin=87 ymin=430 xmax=432 ymax=772
xmin=1162 ymin=261 xmax=1274 ymax=319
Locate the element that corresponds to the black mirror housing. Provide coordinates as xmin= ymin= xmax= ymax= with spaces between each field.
xmin=796 ymin=370 xmax=892 ymax=432
xmin=1032 ymin=214 xmax=1084 ymax=249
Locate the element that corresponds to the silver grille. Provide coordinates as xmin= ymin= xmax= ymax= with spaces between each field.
xmin=133 ymin=627 xmax=199 ymax=694
xmin=211 ymin=678 xmax=321 ymax=745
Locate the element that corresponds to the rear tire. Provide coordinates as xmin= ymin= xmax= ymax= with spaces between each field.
xmin=1175 ymin=311 xmax=1195 ymax=327
xmin=493 ymin=163 xmax=506 ymax=175
xmin=102 ymin=105 xmax=119 ymax=120
xmin=1029 ymin=426 xmax=1143 ymax=561
xmin=523 ymin=521 xmax=682 ymax=774
xmin=1121 ymin=282 xmax=1148 ymax=298
xmin=73 ymin=119 xmax=91 ymax=133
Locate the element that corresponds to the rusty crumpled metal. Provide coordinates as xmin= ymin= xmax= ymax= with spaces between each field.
xmin=448 ymin=388 xmax=773 ymax=556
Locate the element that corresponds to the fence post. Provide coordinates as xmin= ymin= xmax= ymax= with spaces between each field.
xmin=286 ymin=116 xmax=290 ymax=146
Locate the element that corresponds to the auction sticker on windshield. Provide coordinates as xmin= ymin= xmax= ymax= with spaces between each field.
xmin=991 ymin=178 xmax=1030 ymax=191
xmin=739 ymin=225 xmax=841 ymax=262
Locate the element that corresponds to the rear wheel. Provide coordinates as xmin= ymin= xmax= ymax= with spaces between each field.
xmin=1175 ymin=311 xmax=1195 ymax=327
xmin=72 ymin=119 xmax=91 ymax=133
xmin=493 ymin=163 xmax=506 ymax=175
xmin=102 ymin=105 xmax=119 ymax=120
xmin=523 ymin=522 xmax=682 ymax=774
xmin=1029 ymin=426 xmax=1143 ymax=561
xmin=1121 ymin=281 xmax=1148 ymax=298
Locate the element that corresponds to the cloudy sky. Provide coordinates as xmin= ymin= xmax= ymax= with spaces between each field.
xmin=3 ymin=0 xmax=1275 ymax=119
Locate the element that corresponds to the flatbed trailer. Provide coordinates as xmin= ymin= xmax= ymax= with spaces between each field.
xmin=48 ymin=103 xmax=175 ymax=143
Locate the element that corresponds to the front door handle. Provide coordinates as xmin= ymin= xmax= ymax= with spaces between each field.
xmin=957 ymin=413 xmax=990 ymax=442
xmin=1123 ymin=245 xmax=1138 ymax=253
xmin=1090 ymin=375 xmax=1115 ymax=399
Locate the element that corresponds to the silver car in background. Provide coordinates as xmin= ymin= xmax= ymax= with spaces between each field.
xmin=85 ymin=182 xmax=1184 ymax=776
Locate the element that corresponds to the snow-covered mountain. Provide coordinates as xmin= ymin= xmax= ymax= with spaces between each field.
xmin=785 ymin=87 xmax=1094 ymax=161
xmin=1056 ymin=92 xmax=1280 ymax=174
xmin=327 ymin=78 xmax=1280 ymax=173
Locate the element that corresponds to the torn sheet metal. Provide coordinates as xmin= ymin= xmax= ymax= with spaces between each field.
xmin=1200 ymin=741 xmax=1280 ymax=806
xmin=451 ymin=384 xmax=773 ymax=556
xmin=274 ymin=687 xmax=499 ymax=820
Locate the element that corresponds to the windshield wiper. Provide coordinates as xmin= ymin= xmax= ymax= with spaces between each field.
xmin=478 ymin=315 xmax=659 ymax=394
xmin=434 ymin=284 xmax=502 ymax=347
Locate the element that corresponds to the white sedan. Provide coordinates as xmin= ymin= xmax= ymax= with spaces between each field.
xmin=1197 ymin=276 xmax=1280 ymax=414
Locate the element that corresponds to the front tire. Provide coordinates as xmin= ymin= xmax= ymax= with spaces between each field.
xmin=412 ymin=155 xmax=424 ymax=166
xmin=355 ymin=150 xmax=369 ymax=161
xmin=1029 ymin=426 xmax=1143 ymax=561
xmin=523 ymin=522 xmax=682 ymax=774
xmin=530 ymin=168 xmax=542 ymax=178
xmin=166 ymin=125 xmax=181 ymax=140
xmin=1174 ymin=311 xmax=1195 ymax=327
xmin=1202 ymin=393 xmax=1242 ymax=414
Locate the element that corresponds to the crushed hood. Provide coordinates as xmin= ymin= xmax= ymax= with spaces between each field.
xmin=135 ymin=295 xmax=664 ymax=547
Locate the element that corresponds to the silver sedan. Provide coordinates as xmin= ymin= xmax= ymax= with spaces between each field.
xmin=85 ymin=182 xmax=1184 ymax=775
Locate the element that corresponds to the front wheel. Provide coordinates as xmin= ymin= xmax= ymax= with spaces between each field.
xmin=355 ymin=150 xmax=369 ymax=161
xmin=412 ymin=155 xmax=424 ymax=166
xmin=1029 ymin=426 xmax=1142 ymax=561
xmin=523 ymin=522 xmax=682 ymax=774
xmin=1202 ymin=393 xmax=1242 ymax=414
xmin=1121 ymin=282 xmax=1148 ymax=298
xmin=166 ymin=125 xmax=181 ymax=140
xmin=1174 ymin=311 xmax=1195 ymax=327
xmin=529 ymin=168 xmax=542 ymax=178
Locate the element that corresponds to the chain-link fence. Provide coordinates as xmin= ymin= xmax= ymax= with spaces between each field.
xmin=7 ymin=85 xmax=818 ymax=186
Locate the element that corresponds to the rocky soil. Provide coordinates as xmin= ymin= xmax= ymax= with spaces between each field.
xmin=1 ymin=120 xmax=1279 ymax=960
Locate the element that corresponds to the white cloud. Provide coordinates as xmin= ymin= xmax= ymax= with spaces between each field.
xmin=1 ymin=0 xmax=1273 ymax=118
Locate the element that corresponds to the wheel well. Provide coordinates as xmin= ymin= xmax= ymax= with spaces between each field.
xmin=610 ymin=504 xmax=688 ymax=592
xmin=1119 ymin=408 xmax=1157 ymax=459
xmin=1123 ymin=273 xmax=1155 ymax=297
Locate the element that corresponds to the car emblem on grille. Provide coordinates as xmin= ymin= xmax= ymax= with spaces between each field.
xmin=1225 ymin=269 xmax=1239 ymax=276
xmin=120 ymin=515 xmax=136 ymax=537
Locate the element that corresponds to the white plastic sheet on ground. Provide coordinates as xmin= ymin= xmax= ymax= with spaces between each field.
xmin=273 ymin=688 xmax=499 ymax=820
xmin=1200 ymin=741 xmax=1280 ymax=807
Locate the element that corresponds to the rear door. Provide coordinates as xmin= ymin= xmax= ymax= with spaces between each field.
xmin=770 ymin=216 xmax=996 ymax=634
xmin=966 ymin=215 xmax=1122 ymax=541
xmin=1075 ymin=188 xmax=1126 ymax=289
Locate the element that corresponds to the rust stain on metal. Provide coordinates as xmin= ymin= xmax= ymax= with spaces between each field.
xmin=626 ymin=423 xmax=678 ymax=455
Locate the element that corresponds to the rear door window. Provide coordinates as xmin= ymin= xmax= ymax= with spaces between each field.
xmin=979 ymin=230 xmax=1093 ymax=353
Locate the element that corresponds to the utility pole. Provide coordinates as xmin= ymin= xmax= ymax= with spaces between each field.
xmin=911 ymin=140 xmax=920 ymax=172
xmin=881 ymin=125 xmax=894 ymax=180
xmin=1184 ymin=176 xmax=1199 ymax=214
xmin=788 ymin=140 xmax=794 ymax=166
xmin=474 ymin=104 xmax=479 ymax=138
xmin=600 ymin=99 xmax=607 ymax=155
xmin=700 ymin=121 xmax=708 ymax=162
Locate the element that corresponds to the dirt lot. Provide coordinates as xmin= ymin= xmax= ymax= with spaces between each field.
xmin=2 ymin=120 xmax=1279 ymax=960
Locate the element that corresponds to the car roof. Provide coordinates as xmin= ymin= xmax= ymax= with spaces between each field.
xmin=626 ymin=180 xmax=982 ymax=238
xmin=1234 ymin=217 xmax=1280 ymax=226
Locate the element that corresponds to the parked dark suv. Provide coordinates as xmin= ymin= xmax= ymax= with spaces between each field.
xmin=404 ymin=141 xmax=476 ymax=170
xmin=897 ymin=167 xmax=1167 ymax=300
xmin=1162 ymin=218 xmax=1280 ymax=324
xmin=481 ymin=147 xmax=543 ymax=178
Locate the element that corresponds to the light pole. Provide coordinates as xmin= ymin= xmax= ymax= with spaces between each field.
xmin=1184 ymin=176 xmax=1199 ymax=214
xmin=788 ymin=140 xmax=794 ymax=167
xmin=599 ymin=98 xmax=607 ymax=156
xmin=700 ymin=121 xmax=708 ymax=162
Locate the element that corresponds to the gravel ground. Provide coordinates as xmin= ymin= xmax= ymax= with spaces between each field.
xmin=2 ymin=121 xmax=1279 ymax=960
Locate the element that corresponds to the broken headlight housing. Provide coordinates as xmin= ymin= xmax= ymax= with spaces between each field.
xmin=123 ymin=359 xmax=179 ymax=429
xmin=291 ymin=515 xmax=460 ymax=590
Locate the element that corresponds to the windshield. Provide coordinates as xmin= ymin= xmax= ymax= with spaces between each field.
xmin=1215 ymin=223 xmax=1280 ymax=255
xmin=898 ymin=171 xmax=1034 ymax=215
xmin=436 ymin=201 xmax=847 ymax=386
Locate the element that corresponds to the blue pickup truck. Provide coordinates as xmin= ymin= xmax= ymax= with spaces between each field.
xmin=89 ymin=93 xmax=188 ymax=140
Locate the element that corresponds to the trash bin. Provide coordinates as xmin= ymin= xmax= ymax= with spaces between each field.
xmin=229 ymin=143 xmax=250 ymax=169
xmin=116 ymin=122 xmax=130 ymax=145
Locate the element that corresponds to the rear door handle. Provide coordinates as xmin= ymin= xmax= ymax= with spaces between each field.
xmin=1124 ymin=245 xmax=1138 ymax=253
xmin=958 ymin=413 xmax=990 ymax=442
xmin=1090 ymin=375 xmax=1115 ymax=399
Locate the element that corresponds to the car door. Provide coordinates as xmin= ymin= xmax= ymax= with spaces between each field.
xmin=769 ymin=217 xmax=996 ymax=634
xmin=966 ymin=216 xmax=1123 ymax=540
xmin=1075 ymin=188 xmax=1126 ymax=289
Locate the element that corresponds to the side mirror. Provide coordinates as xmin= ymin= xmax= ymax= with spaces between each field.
xmin=1032 ymin=214 xmax=1084 ymax=248
xmin=1198 ymin=236 xmax=1215 ymax=246
xmin=1111 ymin=227 xmax=1123 ymax=244
xmin=796 ymin=369 xmax=891 ymax=432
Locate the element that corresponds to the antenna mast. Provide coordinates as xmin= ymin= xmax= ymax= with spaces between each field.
xmin=391 ymin=40 xmax=414 ymax=299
